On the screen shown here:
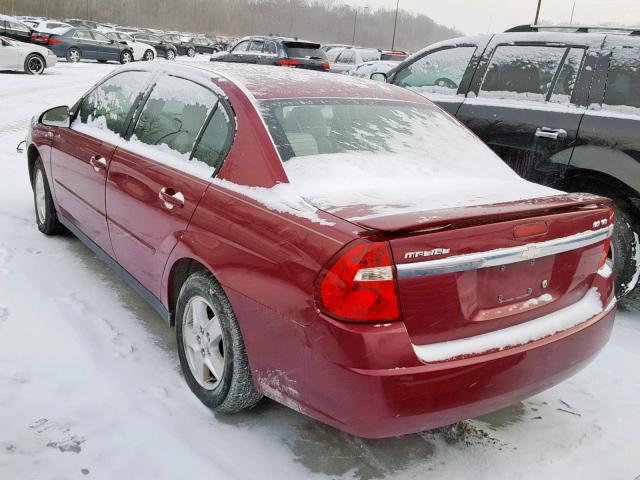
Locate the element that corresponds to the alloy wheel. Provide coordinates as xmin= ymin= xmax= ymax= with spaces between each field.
xmin=34 ymin=168 xmax=46 ymax=224
xmin=182 ymin=296 xmax=226 ymax=390
xmin=144 ymin=50 xmax=154 ymax=61
xmin=28 ymin=56 xmax=44 ymax=74
xmin=167 ymin=50 xmax=175 ymax=60
xmin=122 ymin=52 xmax=132 ymax=63
xmin=68 ymin=49 xmax=80 ymax=62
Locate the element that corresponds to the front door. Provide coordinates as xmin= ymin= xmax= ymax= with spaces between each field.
xmin=389 ymin=44 xmax=482 ymax=116
xmin=50 ymin=70 xmax=151 ymax=257
xmin=106 ymin=74 xmax=231 ymax=296
xmin=456 ymin=42 xmax=592 ymax=184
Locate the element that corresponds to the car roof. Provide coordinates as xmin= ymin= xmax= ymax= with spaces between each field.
xmin=116 ymin=61 xmax=426 ymax=103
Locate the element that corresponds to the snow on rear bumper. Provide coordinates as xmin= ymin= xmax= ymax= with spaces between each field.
xmin=412 ymin=287 xmax=616 ymax=363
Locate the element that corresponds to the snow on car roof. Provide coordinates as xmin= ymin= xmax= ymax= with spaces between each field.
xmin=125 ymin=61 xmax=424 ymax=102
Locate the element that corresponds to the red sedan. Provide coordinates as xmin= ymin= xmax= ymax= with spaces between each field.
xmin=25 ymin=62 xmax=616 ymax=438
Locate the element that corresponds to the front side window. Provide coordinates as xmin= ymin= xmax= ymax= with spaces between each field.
xmin=8 ymin=21 xmax=29 ymax=33
xmin=394 ymin=47 xmax=476 ymax=95
xmin=603 ymin=47 xmax=640 ymax=110
xmin=480 ymin=45 xmax=567 ymax=102
xmin=132 ymin=75 xmax=218 ymax=160
xmin=232 ymin=40 xmax=250 ymax=53
xmin=76 ymin=71 xmax=150 ymax=135
xmin=91 ymin=31 xmax=111 ymax=43
xmin=336 ymin=50 xmax=355 ymax=65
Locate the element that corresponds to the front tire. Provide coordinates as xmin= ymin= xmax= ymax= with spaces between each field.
xmin=120 ymin=50 xmax=133 ymax=64
xmin=143 ymin=49 xmax=154 ymax=61
xmin=176 ymin=271 xmax=262 ymax=412
xmin=24 ymin=53 xmax=45 ymax=75
xmin=32 ymin=158 xmax=66 ymax=235
xmin=66 ymin=47 xmax=81 ymax=63
xmin=166 ymin=49 xmax=176 ymax=61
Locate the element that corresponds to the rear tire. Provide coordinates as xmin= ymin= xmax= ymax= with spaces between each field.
xmin=187 ymin=47 xmax=196 ymax=57
xmin=610 ymin=204 xmax=640 ymax=297
xmin=176 ymin=271 xmax=262 ymax=413
xmin=24 ymin=53 xmax=45 ymax=75
xmin=32 ymin=158 xmax=66 ymax=236
xmin=66 ymin=47 xmax=81 ymax=63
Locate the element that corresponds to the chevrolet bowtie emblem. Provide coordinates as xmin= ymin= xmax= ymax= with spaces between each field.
xmin=521 ymin=245 xmax=543 ymax=260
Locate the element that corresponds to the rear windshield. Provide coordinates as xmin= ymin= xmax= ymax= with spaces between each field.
xmin=258 ymin=98 xmax=512 ymax=177
xmin=283 ymin=42 xmax=326 ymax=59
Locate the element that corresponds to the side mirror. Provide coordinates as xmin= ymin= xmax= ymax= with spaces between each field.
xmin=370 ymin=72 xmax=387 ymax=83
xmin=40 ymin=106 xmax=70 ymax=128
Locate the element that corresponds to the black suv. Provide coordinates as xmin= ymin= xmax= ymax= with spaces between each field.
xmin=161 ymin=34 xmax=197 ymax=57
xmin=375 ymin=25 xmax=640 ymax=297
xmin=211 ymin=36 xmax=329 ymax=71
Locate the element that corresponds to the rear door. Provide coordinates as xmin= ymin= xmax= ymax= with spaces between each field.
xmin=571 ymin=39 xmax=640 ymax=196
xmin=331 ymin=49 xmax=356 ymax=74
xmin=388 ymin=41 xmax=484 ymax=116
xmin=91 ymin=30 xmax=121 ymax=61
xmin=72 ymin=29 xmax=96 ymax=58
xmin=106 ymin=74 xmax=234 ymax=296
xmin=50 ymin=70 xmax=151 ymax=257
xmin=456 ymin=36 xmax=596 ymax=185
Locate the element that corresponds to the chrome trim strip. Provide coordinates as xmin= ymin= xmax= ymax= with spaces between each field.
xmin=397 ymin=226 xmax=613 ymax=279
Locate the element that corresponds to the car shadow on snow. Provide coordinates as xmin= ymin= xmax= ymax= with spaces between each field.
xmin=67 ymin=236 xmax=533 ymax=479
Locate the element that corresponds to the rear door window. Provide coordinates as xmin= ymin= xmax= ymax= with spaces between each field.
xmin=336 ymin=50 xmax=355 ymax=65
xmin=132 ymin=75 xmax=219 ymax=161
xmin=249 ymin=40 xmax=264 ymax=53
xmin=603 ymin=47 xmax=640 ymax=110
xmin=549 ymin=48 xmax=585 ymax=104
xmin=76 ymin=71 xmax=151 ymax=136
xmin=74 ymin=30 xmax=93 ymax=40
xmin=479 ymin=45 xmax=567 ymax=102
xmin=394 ymin=46 xmax=476 ymax=95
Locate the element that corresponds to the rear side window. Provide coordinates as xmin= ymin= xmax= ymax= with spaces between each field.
xmin=604 ymin=47 xmax=640 ymax=109
xmin=264 ymin=41 xmax=277 ymax=55
xmin=192 ymin=105 xmax=234 ymax=169
xmin=550 ymin=48 xmax=585 ymax=104
xmin=336 ymin=50 xmax=355 ymax=65
xmin=132 ymin=75 xmax=218 ymax=160
xmin=480 ymin=45 xmax=567 ymax=102
xmin=394 ymin=46 xmax=476 ymax=95
xmin=284 ymin=42 xmax=326 ymax=59
xmin=76 ymin=71 xmax=151 ymax=136
xmin=74 ymin=30 xmax=92 ymax=40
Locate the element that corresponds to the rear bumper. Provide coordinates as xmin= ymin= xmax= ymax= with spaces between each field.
xmin=294 ymin=302 xmax=615 ymax=439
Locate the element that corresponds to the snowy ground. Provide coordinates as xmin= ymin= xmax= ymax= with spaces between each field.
xmin=1 ymin=58 xmax=639 ymax=480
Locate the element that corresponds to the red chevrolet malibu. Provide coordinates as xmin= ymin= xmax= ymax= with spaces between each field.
xmin=25 ymin=62 xmax=616 ymax=438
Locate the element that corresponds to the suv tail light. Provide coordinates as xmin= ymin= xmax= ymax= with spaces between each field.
xmin=318 ymin=241 xmax=400 ymax=322
xmin=279 ymin=58 xmax=300 ymax=67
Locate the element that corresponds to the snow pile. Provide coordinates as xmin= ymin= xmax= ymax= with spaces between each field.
xmin=413 ymin=288 xmax=611 ymax=363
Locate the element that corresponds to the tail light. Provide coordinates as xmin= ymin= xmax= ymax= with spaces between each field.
xmin=318 ymin=241 xmax=400 ymax=322
xmin=49 ymin=38 xmax=61 ymax=45
xmin=321 ymin=62 xmax=330 ymax=70
xmin=279 ymin=58 xmax=299 ymax=67
xmin=598 ymin=209 xmax=615 ymax=269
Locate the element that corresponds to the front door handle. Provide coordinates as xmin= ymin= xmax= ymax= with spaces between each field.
xmin=535 ymin=127 xmax=568 ymax=141
xmin=159 ymin=187 xmax=185 ymax=210
xmin=89 ymin=155 xmax=107 ymax=172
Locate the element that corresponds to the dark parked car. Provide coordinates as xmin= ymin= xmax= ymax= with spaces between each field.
xmin=184 ymin=36 xmax=222 ymax=54
xmin=0 ymin=15 xmax=33 ymax=43
xmin=161 ymin=33 xmax=197 ymax=57
xmin=48 ymin=28 xmax=134 ymax=64
xmin=211 ymin=36 xmax=329 ymax=71
xmin=375 ymin=26 xmax=640 ymax=297
xmin=25 ymin=62 xmax=615 ymax=438
xmin=131 ymin=33 xmax=177 ymax=60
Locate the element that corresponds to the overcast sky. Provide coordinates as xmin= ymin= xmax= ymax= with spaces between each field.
xmin=347 ymin=0 xmax=640 ymax=35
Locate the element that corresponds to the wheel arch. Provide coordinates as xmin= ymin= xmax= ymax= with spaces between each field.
xmin=166 ymin=257 xmax=212 ymax=323
xmin=557 ymin=167 xmax=640 ymax=218
xmin=27 ymin=143 xmax=41 ymax=186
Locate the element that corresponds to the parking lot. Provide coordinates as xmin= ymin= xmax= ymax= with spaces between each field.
xmin=0 ymin=58 xmax=638 ymax=479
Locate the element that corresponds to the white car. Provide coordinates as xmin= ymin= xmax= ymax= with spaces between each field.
xmin=329 ymin=47 xmax=381 ymax=74
xmin=0 ymin=35 xmax=57 ymax=74
xmin=348 ymin=60 xmax=399 ymax=79
xmin=105 ymin=31 xmax=156 ymax=61
xmin=21 ymin=20 xmax=72 ymax=35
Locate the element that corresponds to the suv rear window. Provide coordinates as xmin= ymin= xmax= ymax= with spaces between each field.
xmin=604 ymin=47 xmax=640 ymax=109
xmin=283 ymin=42 xmax=326 ymax=59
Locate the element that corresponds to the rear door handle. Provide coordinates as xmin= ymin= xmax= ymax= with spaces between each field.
xmin=159 ymin=187 xmax=185 ymax=210
xmin=535 ymin=127 xmax=568 ymax=141
xmin=89 ymin=155 xmax=107 ymax=172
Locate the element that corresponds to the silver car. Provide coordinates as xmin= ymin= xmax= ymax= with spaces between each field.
xmin=0 ymin=35 xmax=57 ymax=74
